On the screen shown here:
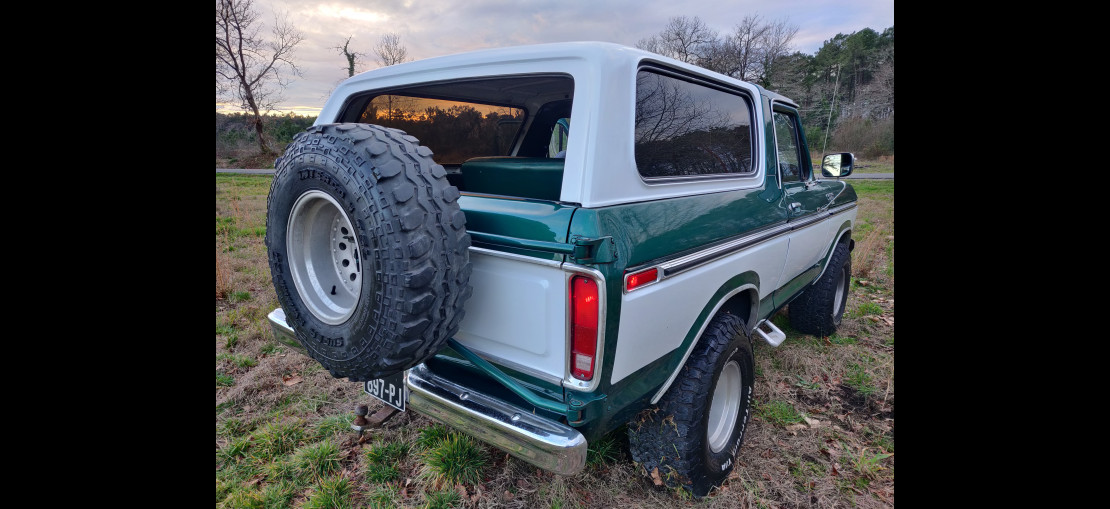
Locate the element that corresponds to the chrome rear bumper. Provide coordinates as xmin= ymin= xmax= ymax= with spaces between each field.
xmin=406 ymin=363 xmax=587 ymax=475
xmin=269 ymin=307 xmax=586 ymax=475
xmin=266 ymin=308 xmax=307 ymax=355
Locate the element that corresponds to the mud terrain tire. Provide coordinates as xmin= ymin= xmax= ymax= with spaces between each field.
xmin=789 ymin=240 xmax=851 ymax=337
xmin=265 ymin=123 xmax=472 ymax=381
xmin=627 ymin=313 xmax=755 ymax=497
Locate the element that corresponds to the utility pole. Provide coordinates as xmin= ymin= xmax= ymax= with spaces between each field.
xmin=823 ymin=64 xmax=840 ymax=153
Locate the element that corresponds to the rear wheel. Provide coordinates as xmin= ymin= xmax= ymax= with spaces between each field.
xmin=628 ymin=313 xmax=754 ymax=497
xmin=265 ymin=123 xmax=472 ymax=381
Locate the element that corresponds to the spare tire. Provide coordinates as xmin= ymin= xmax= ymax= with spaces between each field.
xmin=265 ymin=123 xmax=472 ymax=381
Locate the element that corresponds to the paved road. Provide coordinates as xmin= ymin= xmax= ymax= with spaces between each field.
xmin=217 ymin=168 xmax=893 ymax=180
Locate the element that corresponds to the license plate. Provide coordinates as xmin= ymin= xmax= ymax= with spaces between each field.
xmin=364 ymin=370 xmax=407 ymax=412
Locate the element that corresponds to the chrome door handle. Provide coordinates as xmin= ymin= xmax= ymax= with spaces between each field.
xmin=788 ymin=202 xmax=801 ymax=212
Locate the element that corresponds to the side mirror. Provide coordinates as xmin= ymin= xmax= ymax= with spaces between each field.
xmin=821 ymin=153 xmax=854 ymax=178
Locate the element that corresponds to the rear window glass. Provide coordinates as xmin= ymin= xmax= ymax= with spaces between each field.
xmin=634 ymin=70 xmax=754 ymax=179
xmin=357 ymin=97 xmax=523 ymax=165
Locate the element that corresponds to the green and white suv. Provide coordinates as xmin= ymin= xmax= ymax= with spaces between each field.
xmin=265 ymin=41 xmax=857 ymax=497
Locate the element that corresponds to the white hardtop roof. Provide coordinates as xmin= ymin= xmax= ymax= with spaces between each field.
xmin=317 ymin=41 xmax=778 ymax=119
xmin=316 ymin=41 xmax=780 ymax=208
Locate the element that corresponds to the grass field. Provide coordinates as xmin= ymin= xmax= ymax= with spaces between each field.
xmin=216 ymin=174 xmax=894 ymax=508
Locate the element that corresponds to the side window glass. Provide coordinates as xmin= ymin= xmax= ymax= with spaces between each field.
xmin=547 ymin=117 xmax=570 ymax=158
xmin=773 ymin=111 xmax=804 ymax=182
xmin=634 ymin=70 xmax=753 ymax=179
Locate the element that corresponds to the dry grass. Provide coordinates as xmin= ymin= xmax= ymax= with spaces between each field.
xmin=216 ymin=174 xmax=895 ymax=508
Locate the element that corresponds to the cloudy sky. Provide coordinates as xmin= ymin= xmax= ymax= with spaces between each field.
xmin=218 ymin=0 xmax=894 ymax=116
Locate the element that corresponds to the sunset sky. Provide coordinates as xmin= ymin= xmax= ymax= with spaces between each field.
xmin=216 ymin=0 xmax=894 ymax=117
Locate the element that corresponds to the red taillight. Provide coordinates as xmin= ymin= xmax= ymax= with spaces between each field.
xmin=625 ymin=267 xmax=658 ymax=292
xmin=570 ymin=276 xmax=599 ymax=381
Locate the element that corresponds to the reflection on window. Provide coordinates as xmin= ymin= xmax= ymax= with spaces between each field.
xmin=635 ymin=70 xmax=753 ymax=178
xmin=773 ymin=111 xmax=802 ymax=181
xmin=358 ymin=96 xmax=524 ymax=164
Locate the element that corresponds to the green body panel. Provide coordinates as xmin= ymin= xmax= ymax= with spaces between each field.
xmin=586 ymin=188 xmax=788 ymax=269
xmin=458 ymin=194 xmax=576 ymax=261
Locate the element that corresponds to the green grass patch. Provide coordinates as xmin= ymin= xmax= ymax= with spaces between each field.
xmin=828 ymin=334 xmax=857 ymax=345
xmin=216 ymin=217 xmax=237 ymax=235
xmin=313 ymin=413 xmax=354 ymax=438
xmin=217 ymin=417 xmax=253 ymax=438
xmin=219 ymin=436 xmax=252 ymax=464
xmin=294 ymin=440 xmax=343 ymax=481
xmin=216 ymin=372 xmax=235 ymax=387
xmin=303 ymin=475 xmax=352 ymax=509
xmin=253 ymin=421 xmax=305 ymax=461
xmin=850 ymin=447 xmax=893 ymax=479
xmin=756 ymin=400 xmax=803 ymax=427
xmin=259 ymin=481 xmax=296 ymax=508
xmin=789 ymin=459 xmax=826 ymax=488
xmin=417 ymin=423 xmax=451 ymax=450
xmin=229 ymin=291 xmax=252 ymax=303
xmin=793 ymin=375 xmax=820 ymax=390
xmin=265 ymin=456 xmax=299 ymax=482
xmin=423 ymin=488 xmax=462 ymax=509
xmin=586 ymin=427 xmax=624 ymax=468
xmin=296 ymin=395 xmax=331 ymax=414
xmin=260 ymin=343 xmax=283 ymax=355
xmin=365 ymin=485 xmax=400 ymax=509
xmin=848 ymin=180 xmax=894 ymax=198
xmin=845 ymin=364 xmax=878 ymax=397
xmin=219 ymin=489 xmax=264 ymax=509
xmin=364 ymin=439 xmax=409 ymax=484
xmin=217 ymin=353 xmax=258 ymax=368
xmin=366 ymin=440 xmax=410 ymax=465
xmin=853 ymin=302 xmax=883 ymax=317
xmin=366 ymin=462 xmax=401 ymax=484
xmin=420 ymin=433 xmax=487 ymax=487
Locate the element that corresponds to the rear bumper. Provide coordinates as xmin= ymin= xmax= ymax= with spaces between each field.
xmin=269 ymin=307 xmax=587 ymax=475
xmin=406 ymin=363 xmax=587 ymax=475
xmin=266 ymin=308 xmax=307 ymax=355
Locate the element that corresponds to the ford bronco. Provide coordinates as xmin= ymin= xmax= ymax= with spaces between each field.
xmin=264 ymin=41 xmax=856 ymax=497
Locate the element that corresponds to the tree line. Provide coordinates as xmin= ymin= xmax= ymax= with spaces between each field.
xmin=216 ymin=0 xmax=892 ymax=159
xmin=636 ymin=15 xmax=893 ymax=157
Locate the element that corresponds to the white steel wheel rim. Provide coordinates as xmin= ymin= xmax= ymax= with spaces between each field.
xmin=707 ymin=360 xmax=742 ymax=453
xmin=833 ymin=266 xmax=848 ymax=317
xmin=287 ymin=190 xmax=362 ymax=325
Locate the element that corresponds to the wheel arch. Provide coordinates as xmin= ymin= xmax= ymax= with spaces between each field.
xmin=649 ymin=271 xmax=760 ymax=405
xmin=811 ymin=221 xmax=854 ymax=285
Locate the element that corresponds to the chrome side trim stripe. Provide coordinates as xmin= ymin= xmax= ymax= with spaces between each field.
xmin=655 ymin=204 xmax=856 ymax=280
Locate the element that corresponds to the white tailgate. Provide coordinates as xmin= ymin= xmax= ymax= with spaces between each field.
xmin=453 ymin=248 xmax=567 ymax=383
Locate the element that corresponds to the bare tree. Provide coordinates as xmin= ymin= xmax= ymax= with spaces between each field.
xmin=637 ymin=16 xmax=717 ymax=64
xmin=336 ymin=36 xmax=362 ymax=78
xmin=215 ymin=0 xmax=304 ymax=154
xmin=375 ymin=33 xmax=410 ymax=67
xmin=637 ymin=15 xmax=797 ymax=87
xmin=729 ymin=15 xmax=770 ymax=82
xmin=758 ymin=18 xmax=800 ymax=87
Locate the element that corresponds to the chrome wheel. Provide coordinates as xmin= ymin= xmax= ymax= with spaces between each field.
xmin=286 ymin=190 xmax=362 ymax=325
xmin=833 ymin=266 xmax=848 ymax=318
xmin=707 ymin=360 xmax=742 ymax=453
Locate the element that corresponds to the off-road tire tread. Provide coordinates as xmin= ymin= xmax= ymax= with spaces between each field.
xmin=788 ymin=240 xmax=851 ymax=337
xmin=265 ymin=123 xmax=472 ymax=381
xmin=627 ymin=313 xmax=754 ymax=497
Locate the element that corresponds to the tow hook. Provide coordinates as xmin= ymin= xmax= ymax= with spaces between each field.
xmin=351 ymin=404 xmax=369 ymax=437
